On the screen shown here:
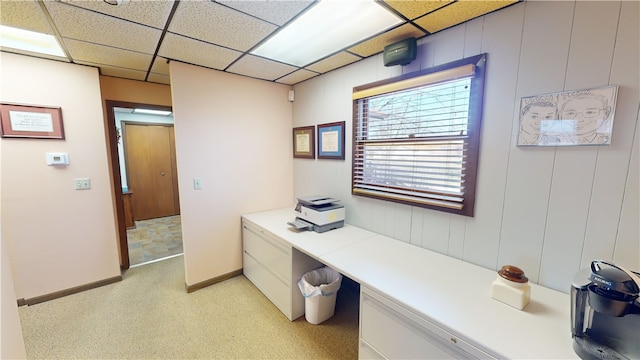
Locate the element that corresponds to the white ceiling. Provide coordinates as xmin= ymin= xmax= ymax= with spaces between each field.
xmin=1 ymin=0 xmax=520 ymax=86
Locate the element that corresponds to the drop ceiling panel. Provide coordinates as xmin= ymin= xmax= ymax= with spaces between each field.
xmin=44 ymin=1 xmax=161 ymax=54
xmin=384 ymin=0 xmax=453 ymax=21
xmin=276 ymin=69 xmax=319 ymax=85
xmin=0 ymin=0 xmax=53 ymax=34
xmin=147 ymin=73 xmax=170 ymax=85
xmin=151 ymin=57 xmax=170 ymax=76
xmin=64 ymin=38 xmax=152 ymax=71
xmin=215 ymin=0 xmax=314 ymax=26
xmin=306 ymin=52 xmax=362 ymax=74
xmin=414 ymin=0 xmax=518 ymax=33
xmin=168 ymin=1 xmax=277 ymax=52
xmin=82 ymin=63 xmax=147 ymax=81
xmin=227 ymin=55 xmax=297 ymax=81
xmin=59 ymin=0 xmax=174 ymax=29
xmin=348 ymin=23 xmax=427 ymax=57
xmin=158 ymin=32 xmax=241 ymax=70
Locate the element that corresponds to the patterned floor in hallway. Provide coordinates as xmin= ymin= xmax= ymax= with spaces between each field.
xmin=127 ymin=215 xmax=183 ymax=267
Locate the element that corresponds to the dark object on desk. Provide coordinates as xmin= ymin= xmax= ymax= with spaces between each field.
xmin=571 ymin=260 xmax=639 ymax=359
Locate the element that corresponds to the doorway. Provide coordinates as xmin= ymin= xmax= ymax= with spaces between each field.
xmin=104 ymin=100 xmax=183 ymax=270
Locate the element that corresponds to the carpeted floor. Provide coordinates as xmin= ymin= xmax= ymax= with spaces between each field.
xmin=127 ymin=215 xmax=183 ymax=266
xmin=18 ymin=255 xmax=360 ymax=359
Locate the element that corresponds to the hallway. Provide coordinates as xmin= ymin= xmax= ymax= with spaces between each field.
xmin=126 ymin=215 xmax=183 ymax=267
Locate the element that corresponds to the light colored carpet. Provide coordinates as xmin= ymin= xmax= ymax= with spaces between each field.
xmin=18 ymin=255 xmax=359 ymax=359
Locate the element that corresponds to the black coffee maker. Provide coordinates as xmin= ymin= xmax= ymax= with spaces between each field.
xmin=571 ymin=260 xmax=640 ymax=359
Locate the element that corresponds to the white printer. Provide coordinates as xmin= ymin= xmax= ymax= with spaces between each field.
xmin=288 ymin=195 xmax=345 ymax=233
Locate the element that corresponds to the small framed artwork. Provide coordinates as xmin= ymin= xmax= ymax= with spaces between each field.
xmin=0 ymin=102 xmax=65 ymax=139
xmin=293 ymin=125 xmax=315 ymax=159
xmin=517 ymin=85 xmax=617 ymax=146
xmin=317 ymin=121 xmax=345 ymax=160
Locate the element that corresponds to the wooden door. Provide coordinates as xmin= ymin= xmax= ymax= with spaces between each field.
xmin=124 ymin=123 xmax=180 ymax=220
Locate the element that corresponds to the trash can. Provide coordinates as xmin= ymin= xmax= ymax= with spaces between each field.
xmin=298 ymin=266 xmax=342 ymax=324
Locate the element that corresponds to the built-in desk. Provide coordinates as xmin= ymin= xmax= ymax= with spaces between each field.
xmin=241 ymin=208 xmax=577 ymax=359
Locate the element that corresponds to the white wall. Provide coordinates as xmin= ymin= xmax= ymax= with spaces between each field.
xmin=0 ymin=53 xmax=121 ymax=300
xmin=292 ymin=1 xmax=639 ymax=292
xmin=1 ymin=191 xmax=27 ymax=359
xmin=170 ymin=62 xmax=294 ymax=286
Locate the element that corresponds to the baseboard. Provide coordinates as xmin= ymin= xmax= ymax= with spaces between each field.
xmin=20 ymin=275 xmax=123 ymax=306
xmin=185 ymin=269 xmax=243 ymax=293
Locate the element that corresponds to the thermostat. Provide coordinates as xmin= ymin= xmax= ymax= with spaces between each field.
xmin=46 ymin=152 xmax=69 ymax=166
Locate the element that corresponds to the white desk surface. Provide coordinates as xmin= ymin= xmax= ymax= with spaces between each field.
xmin=242 ymin=208 xmax=578 ymax=359
xmin=242 ymin=208 xmax=378 ymax=257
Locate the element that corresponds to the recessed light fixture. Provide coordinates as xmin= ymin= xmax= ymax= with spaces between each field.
xmin=251 ymin=0 xmax=402 ymax=67
xmin=0 ymin=25 xmax=66 ymax=58
xmin=133 ymin=108 xmax=172 ymax=116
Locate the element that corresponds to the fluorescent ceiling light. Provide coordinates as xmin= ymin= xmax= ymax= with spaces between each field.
xmin=0 ymin=25 xmax=65 ymax=58
xmin=251 ymin=0 xmax=402 ymax=67
xmin=133 ymin=108 xmax=172 ymax=116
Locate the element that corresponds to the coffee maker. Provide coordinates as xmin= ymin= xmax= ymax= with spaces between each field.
xmin=571 ymin=260 xmax=640 ymax=359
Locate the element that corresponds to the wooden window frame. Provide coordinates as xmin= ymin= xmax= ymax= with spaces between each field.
xmin=351 ymin=54 xmax=487 ymax=217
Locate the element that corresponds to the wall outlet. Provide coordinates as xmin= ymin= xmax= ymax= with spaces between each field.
xmin=74 ymin=178 xmax=91 ymax=190
xmin=193 ymin=178 xmax=202 ymax=190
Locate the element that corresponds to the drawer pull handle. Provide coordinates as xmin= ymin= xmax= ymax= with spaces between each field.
xmin=450 ymin=337 xmax=457 ymax=345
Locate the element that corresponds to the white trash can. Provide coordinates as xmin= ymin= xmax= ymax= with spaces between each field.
xmin=298 ymin=266 xmax=342 ymax=324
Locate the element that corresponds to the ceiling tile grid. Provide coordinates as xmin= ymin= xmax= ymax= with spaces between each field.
xmin=227 ymin=54 xmax=298 ymax=82
xmin=215 ymin=0 xmax=313 ymax=27
xmin=43 ymin=1 xmax=162 ymax=54
xmin=58 ymin=0 xmax=175 ymax=29
xmin=0 ymin=0 xmax=53 ymax=34
xmin=168 ymin=1 xmax=276 ymax=52
xmin=276 ymin=69 xmax=319 ymax=86
xmin=158 ymin=32 xmax=242 ymax=71
xmin=0 ymin=0 xmax=522 ymax=86
xmin=305 ymin=51 xmax=362 ymax=74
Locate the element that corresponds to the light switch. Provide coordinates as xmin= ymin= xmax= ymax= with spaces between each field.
xmin=74 ymin=178 xmax=91 ymax=190
xmin=193 ymin=178 xmax=202 ymax=190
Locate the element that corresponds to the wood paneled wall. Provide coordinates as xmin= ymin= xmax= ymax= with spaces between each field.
xmin=292 ymin=1 xmax=639 ymax=292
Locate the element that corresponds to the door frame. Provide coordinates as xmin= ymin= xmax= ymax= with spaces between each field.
xmin=104 ymin=100 xmax=173 ymax=270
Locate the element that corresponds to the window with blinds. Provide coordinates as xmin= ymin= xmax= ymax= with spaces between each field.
xmin=352 ymin=54 xmax=486 ymax=216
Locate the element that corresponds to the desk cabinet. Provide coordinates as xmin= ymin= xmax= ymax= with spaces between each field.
xmin=242 ymin=219 xmax=322 ymax=321
xmin=359 ymin=286 xmax=494 ymax=360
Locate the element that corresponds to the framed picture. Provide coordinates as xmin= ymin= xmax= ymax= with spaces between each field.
xmin=0 ymin=102 xmax=65 ymax=139
xmin=517 ymin=85 xmax=618 ymax=146
xmin=293 ymin=125 xmax=315 ymax=159
xmin=317 ymin=121 xmax=345 ymax=160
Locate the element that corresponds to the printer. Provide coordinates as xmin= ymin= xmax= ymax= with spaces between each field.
xmin=288 ymin=196 xmax=345 ymax=233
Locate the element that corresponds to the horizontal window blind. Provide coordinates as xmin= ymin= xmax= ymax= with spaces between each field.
xmin=353 ymin=64 xmax=476 ymax=212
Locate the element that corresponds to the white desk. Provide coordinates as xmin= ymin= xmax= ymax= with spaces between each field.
xmin=242 ymin=208 xmax=577 ymax=359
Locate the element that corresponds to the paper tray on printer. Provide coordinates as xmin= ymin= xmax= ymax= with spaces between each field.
xmin=287 ymin=218 xmax=314 ymax=231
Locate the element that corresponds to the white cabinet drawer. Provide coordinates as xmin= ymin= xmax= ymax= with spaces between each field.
xmin=242 ymin=221 xmax=291 ymax=282
xmin=360 ymin=287 xmax=494 ymax=360
xmin=243 ymin=250 xmax=290 ymax=318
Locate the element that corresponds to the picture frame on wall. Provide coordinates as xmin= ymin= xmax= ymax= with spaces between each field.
xmin=517 ymin=85 xmax=618 ymax=146
xmin=293 ymin=125 xmax=315 ymax=159
xmin=0 ymin=102 xmax=65 ymax=140
xmin=317 ymin=121 xmax=345 ymax=160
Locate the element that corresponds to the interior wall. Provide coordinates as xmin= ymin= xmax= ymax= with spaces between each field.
xmin=1 ymin=189 xmax=27 ymax=359
xmin=170 ymin=62 xmax=294 ymax=287
xmin=99 ymin=76 xmax=172 ymax=106
xmin=0 ymin=53 xmax=121 ymax=300
xmin=292 ymin=1 xmax=639 ymax=293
